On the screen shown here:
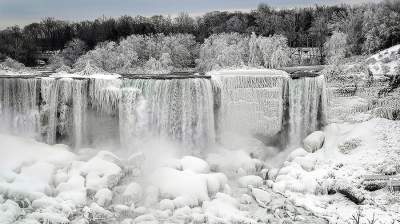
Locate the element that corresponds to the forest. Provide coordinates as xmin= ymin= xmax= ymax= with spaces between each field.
xmin=0 ymin=0 xmax=400 ymax=68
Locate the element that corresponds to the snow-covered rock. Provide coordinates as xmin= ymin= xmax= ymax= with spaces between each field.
xmin=303 ymin=131 xmax=325 ymax=153
xmin=180 ymin=156 xmax=210 ymax=173
xmin=207 ymin=149 xmax=263 ymax=177
xmin=237 ymin=175 xmax=263 ymax=188
xmin=250 ymin=188 xmax=272 ymax=207
xmin=287 ymin=148 xmax=309 ymax=161
xmin=0 ymin=200 xmax=23 ymax=224
xmin=94 ymin=188 xmax=113 ymax=207
xmin=81 ymin=155 xmax=123 ymax=191
xmin=122 ymin=182 xmax=143 ymax=205
xmin=159 ymin=199 xmax=175 ymax=210
xmin=150 ymin=166 xmax=227 ymax=207
xmin=203 ymin=193 xmax=254 ymax=223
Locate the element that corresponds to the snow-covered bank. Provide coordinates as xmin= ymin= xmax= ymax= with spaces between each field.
xmin=273 ymin=118 xmax=400 ymax=223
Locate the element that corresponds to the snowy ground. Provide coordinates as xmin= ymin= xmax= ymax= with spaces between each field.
xmin=1 ymin=114 xmax=400 ymax=223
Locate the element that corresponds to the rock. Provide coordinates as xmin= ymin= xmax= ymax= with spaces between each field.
xmin=83 ymin=203 xmax=113 ymax=222
xmin=180 ymin=156 xmax=210 ymax=173
xmin=122 ymin=182 xmax=143 ymax=205
xmin=239 ymin=194 xmax=253 ymax=204
xmin=237 ymin=175 xmax=263 ymax=188
xmin=287 ymin=148 xmax=309 ymax=161
xmin=134 ymin=214 xmax=157 ymax=224
xmin=250 ymin=188 xmax=272 ymax=207
xmin=337 ymin=184 xmax=365 ymax=204
xmin=363 ymin=181 xmax=387 ymax=191
xmin=94 ymin=188 xmax=113 ymax=207
xmin=303 ymin=131 xmax=325 ymax=153
xmin=126 ymin=152 xmax=145 ymax=169
xmin=111 ymin=204 xmax=131 ymax=217
xmin=159 ymin=199 xmax=175 ymax=210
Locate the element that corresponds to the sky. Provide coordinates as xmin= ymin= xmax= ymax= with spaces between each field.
xmin=0 ymin=0 xmax=378 ymax=29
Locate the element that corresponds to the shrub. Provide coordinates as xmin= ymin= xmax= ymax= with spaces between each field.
xmin=338 ymin=138 xmax=362 ymax=154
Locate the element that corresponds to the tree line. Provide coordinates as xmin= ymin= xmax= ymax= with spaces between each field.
xmin=0 ymin=0 xmax=400 ymax=66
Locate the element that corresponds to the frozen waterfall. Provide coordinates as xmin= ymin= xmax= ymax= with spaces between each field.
xmin=288 ymin=75 xmax=328 ymax=147
xmin=0 ymin=70 xmax=328 ymax=151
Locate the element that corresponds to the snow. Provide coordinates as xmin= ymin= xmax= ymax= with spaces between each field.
xmin=207 ymin=68 xmax=290 ymax=78
xmin=271 ymin=118 xmax=400 ymax=222
xmin=50 ymin=72 xmax=121 ymax=79
xmin=367 ymin=44 xmax=400 ymax=76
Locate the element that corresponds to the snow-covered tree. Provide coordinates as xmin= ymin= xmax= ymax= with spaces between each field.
xmin=197 ymin=33 xmax=290 ymax=71
xmin=324 ymin=31 xmax=348 ymax=65
xmin=258 ymin=34 xmax=290 ymax=68
xmin=197 ymin=33 xmax=248 ymax=71
xmin=74 ymin=34 xmax=196 ymax=73
xmin=270 ymin=46 xmax=291 ymax=68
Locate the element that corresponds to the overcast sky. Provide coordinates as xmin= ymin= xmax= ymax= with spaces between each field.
xmin=0 ymin=0 xmax=378 ymax=29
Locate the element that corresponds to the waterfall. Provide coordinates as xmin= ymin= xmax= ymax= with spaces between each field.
xmin=72 ymin=79 xmax=88 ymax=148
xmin=0 ymin=70 xmax=328 ymax=151
xmin=210 ymin=70 xmax=290 ymax=142
xmin=0 ymin=78 xmax=39 ymax=138
xmin=118 ymin=87 xmax=144 ymax=149
xmin=41 ymin=78 xmax=89 ymax=147
xmin=288 ymin=75 xmax=327 ymax=147
xmin=121 ymin=78 xmax=215 ymax=151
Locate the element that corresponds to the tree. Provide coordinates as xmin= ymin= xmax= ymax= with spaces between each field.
xmin=324 ymin=31 xmax=348 ymax=65
xmin=248 ymin=32 xmax=261 ymax=66
xmin=309 ymin=15 xmax=329 ymax=63
xmin=61 ymin=39 xmax=88 ymax=66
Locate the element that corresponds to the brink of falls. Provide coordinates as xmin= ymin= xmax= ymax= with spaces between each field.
xmin=0 ymin=70 xmax=327 ymax=152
